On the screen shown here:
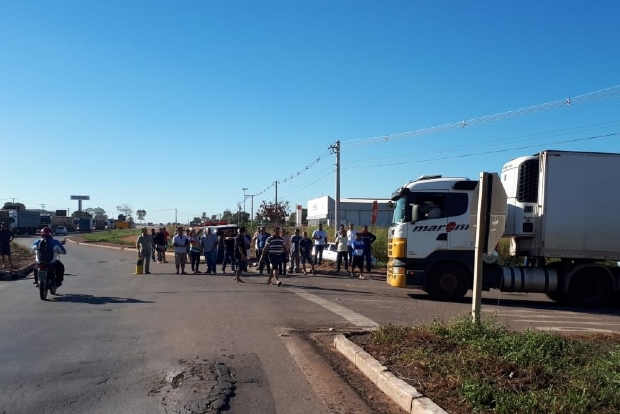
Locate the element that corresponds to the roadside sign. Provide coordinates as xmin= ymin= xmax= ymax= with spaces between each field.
xmin=469 ymin=172 xmax=507 ymax=254
xmin=371 ymin=200 xmax=378 ymax=225
xmin=471 ymin=172 xmax=508 ymax=323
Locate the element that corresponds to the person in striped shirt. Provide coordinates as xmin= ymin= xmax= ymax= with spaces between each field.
xmin=259 ymin=227 xmax=288 ymax=286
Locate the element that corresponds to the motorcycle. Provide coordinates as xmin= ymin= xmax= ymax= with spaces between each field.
xmin=37 ymin=262 xmax=57 ymax=300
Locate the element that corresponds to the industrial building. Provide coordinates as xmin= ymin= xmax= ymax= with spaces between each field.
xmin=306 ymin=196 xmax=392 ymax=227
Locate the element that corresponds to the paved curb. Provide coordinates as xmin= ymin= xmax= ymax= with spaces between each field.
xmin=0 ymin=262 xmax=36 ymax=281
xmin=334 ymin=334 xmax=447 ymax=414
xmin=66 ymin=238 xmax=174 ymax=260
xmin=66 ymin=238 xmax=136 ymax=251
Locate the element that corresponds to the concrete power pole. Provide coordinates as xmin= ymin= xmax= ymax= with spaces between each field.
xmin=330 ymin=140 xmax=341 ymax=228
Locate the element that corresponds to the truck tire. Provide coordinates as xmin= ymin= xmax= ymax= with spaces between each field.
xmin=426 ymin=263 xmax=470 ymax=301
xmin=567 ymin=267 xmax=612 ymax=308
xmin=545 ymin=291 xmax=569 ymax=305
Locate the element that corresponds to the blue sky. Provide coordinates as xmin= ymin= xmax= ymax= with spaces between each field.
xmin=2 ymin=1 xmax=619 ymax=225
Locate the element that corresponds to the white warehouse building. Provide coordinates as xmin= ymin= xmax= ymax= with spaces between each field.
xmin=306 ymin=196 xmax=392 ymax=227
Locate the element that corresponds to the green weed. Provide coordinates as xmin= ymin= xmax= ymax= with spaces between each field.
xmin=367 ymin=315 xmax=620 ymax=413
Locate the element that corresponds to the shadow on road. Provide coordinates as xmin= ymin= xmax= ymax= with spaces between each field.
xmin=407 ymin=292 xmax=620 ymax=316
xmin=52 ymin=294 xmax=154 ymax=305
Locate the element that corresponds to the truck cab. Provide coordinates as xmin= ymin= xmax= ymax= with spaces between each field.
xmin=387 ymin=175 xmax=481 ymax=299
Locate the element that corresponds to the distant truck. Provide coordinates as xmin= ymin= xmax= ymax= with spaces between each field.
xmin=94 ymin=219 xmax=107 ymax=230
xmin=386 ymin=150 xmax=620 ymax=307
xmin=116 ymin=221 xmax=131 ymax=229
xmin=52 ymin=216 xmax=75 ymax=232
xmin=3 ymin=210 xmax=41 ymax=235
xmin=78 ymin=218 xmax=93 ymax=232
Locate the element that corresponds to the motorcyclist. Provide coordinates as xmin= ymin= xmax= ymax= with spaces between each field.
xmin=31 ymin=227 xmax=67 ymax=288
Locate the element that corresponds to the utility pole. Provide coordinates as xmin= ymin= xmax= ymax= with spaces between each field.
xmin=274 ymin=181 xmax=278 ymax=205
xmin=330 ymin=140 xmax=341 ymax=228
xmin=242 ymin=188 xmax=248 ymax=223
xmin=244 ymin=194 xmax=255 ymax=228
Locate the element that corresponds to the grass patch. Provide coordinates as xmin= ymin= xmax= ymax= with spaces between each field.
xmin=361 ymin=315 xmax=620 ymax=414
xmin=82 ymin=229 xmax=141 ymax=245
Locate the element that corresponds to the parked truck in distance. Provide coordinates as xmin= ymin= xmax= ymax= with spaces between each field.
xmin=52 ymin=216 xmax=75 ymax=232
xmin=387 ymin=150 xmax=620 ymax=308
xmin=78 ymin=217 xmax=93 ymax=232
xmin=0 ymin=209 xmax=42 ymax=235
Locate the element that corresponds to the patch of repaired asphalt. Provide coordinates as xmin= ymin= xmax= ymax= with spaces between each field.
xmin=149 ymin=359 xmax=236 ymax=413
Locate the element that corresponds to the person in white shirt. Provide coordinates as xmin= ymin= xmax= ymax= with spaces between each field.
xmin=346 ymin=222 xmax=357 ymax=264
xmin=335 ymin=228 xmax=349 ymax=273
xmin=172 ymin=227 xmax=189 ymax=274
xmin=311 ymin=223 xmax=328 ymax=265
xmin=427 ymin=201 xmax=442 ymax=219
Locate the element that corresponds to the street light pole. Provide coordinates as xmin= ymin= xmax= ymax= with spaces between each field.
xmin=244 ymin=194 xmax=255 ymax=228
xmin=242 ymin=188 xmax=248 ymax=224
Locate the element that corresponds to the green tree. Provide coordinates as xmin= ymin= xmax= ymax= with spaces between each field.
xmin=2 ymin=202 xmax=26 ymax=210
xmin=136 ymin=209 xmax=146 ymax=223
xmin=85 ymin=207 xmax=108 ymax=220
xmin=256 ymin=201 xmax=289 ymax=225
xmin=116 ymin=204 xmax=133 ymax=220
xmin=72 ymin=210 xmax=92 ymax=219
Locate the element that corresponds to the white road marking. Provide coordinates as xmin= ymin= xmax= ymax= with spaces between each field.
xmin=536 ymin=327 xmax=617 ymax=334
xmin=287 ymin=287 xmax=379 ymax=328
xmin=514 ymin=319 xmax=620 ymax=326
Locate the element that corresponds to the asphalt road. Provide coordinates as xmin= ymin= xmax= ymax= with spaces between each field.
xmin=2 ymin=238 xmax=620 ymax=414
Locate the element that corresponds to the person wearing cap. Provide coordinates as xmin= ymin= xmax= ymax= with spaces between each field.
xmin=30 ymin=227 xmax=67 ymax=287
xmin=359 ymin=225 xmax=377 ymax=273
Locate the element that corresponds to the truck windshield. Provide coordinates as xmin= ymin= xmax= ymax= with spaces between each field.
xmin=391 ymin=197 xmax=409 ymax=224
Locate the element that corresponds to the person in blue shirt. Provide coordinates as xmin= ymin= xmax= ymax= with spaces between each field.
xmin=299 ymin=231 xmax=316 ymax=275
xmin=351 ymin=232 xmax=365 ymax=279
xmin=30 ymin=227 xmax=67 ymax=288
xmin=359 ymin=225 xmax=377 ymax=273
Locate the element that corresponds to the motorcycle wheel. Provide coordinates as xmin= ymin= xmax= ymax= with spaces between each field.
xmin=39 ymin=278 xmax=48 ymax=300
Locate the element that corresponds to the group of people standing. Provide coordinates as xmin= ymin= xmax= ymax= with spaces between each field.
xmin=332 ymin=223 xmax=376 ymax=279
xmin=252 ymin=222 xmax=376 ymax=279
xmin=136 ymin=222 xmax=377 ymax=281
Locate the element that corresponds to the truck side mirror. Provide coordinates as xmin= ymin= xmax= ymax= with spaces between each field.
xmin=411 ymin=204 xmax=420 ymax=223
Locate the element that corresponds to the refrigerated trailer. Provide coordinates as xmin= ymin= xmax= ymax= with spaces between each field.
xmin=387 ymin=150 xmax=620 ymax=307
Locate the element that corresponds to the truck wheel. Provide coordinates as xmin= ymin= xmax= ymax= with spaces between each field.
xmin=545 ymin=291 xmax=569 ymax=305
xmin=567 ymin=267 xmax=612 ymax=308
xmin=426 ymin=263 xmax=470 ymax=301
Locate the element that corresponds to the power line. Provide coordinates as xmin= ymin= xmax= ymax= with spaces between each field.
xmin=345 ymin=120 xmax=620 ymax=165
xmin=251 ymin=84 xmax=620 ymax=206
xmin=342 ymin=132 xmax=619 ymax=170
xmin=340 ymin=85 xmax=620 ymax=148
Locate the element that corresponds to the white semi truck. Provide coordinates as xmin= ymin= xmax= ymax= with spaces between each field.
xmin=386 ymin=150 xmax=620 ymax=307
